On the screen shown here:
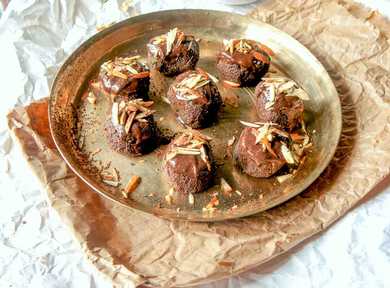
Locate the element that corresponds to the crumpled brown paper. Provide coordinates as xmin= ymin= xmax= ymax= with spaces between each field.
xmin=6 ymin=0 xmax=390 ymax=287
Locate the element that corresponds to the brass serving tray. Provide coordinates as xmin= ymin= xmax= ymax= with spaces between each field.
xmin=49 ymin=10 xmax=341 ymax=222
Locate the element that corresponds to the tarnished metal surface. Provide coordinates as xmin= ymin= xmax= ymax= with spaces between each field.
xmin=49 ymin=10 xmax=341 ymax=221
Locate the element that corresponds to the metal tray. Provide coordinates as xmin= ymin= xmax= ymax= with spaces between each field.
xmin=49 ymin=10 xmax=341 ymax=221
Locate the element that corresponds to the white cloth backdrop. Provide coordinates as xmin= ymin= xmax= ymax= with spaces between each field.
xmin=0 ymin=1 xmax=389 ymax=287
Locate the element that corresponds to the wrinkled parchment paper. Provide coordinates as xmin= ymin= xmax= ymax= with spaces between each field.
xmin=5 ymin=0 xmax=390 ymax=287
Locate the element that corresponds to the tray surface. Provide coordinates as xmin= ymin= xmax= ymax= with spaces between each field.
xmin=49 ymin=10 xmax=341 ymax=221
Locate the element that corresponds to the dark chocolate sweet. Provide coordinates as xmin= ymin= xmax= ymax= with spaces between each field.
xmin=216 ymin=39 xmax=272 ymax=87
xmin=98 ymin=55 xmax=150 ymax=102
xmin=234 ymin=122 xmax=295 ymax=178
xmin=147 ymin=28 xmax=200 ymax=76
xmin=167 ymin=69 xmax=222 ymax=129
xmin=164 ymin=132 xmax=214 ymax=194
xmin=104 ymin=99 xmax=158 ymax=155
xmin=255 ymin=76 xmax=307 ymax=131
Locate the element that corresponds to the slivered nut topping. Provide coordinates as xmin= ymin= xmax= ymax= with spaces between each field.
xmin=223 ymin=38 xmax=273 ymax=57
xmin=124 ymin=175 xmax=141 ymax=195
xmin=261 ymin=76 xmax=310 ymax=105
xmin=111 ymin=99 xmax=155 ymax=134
xmin=174 ymin=72 xmax=210 ymax=101
xmin=166 ymin=132 xmax=212 ymax=169
xmin=101 ymin=55 xmax=148 ymax=79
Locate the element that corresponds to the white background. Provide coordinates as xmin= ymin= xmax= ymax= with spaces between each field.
xmin=0 ymin=1 xmax=389 ymax=287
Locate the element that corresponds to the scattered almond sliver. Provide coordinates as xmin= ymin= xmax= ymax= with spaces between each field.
xmin=124 ymin=175 xmax=141 ymax=195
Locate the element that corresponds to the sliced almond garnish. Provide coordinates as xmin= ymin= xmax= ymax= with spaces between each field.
xmin=176 ymin=147 xmax=201 ymax=155
xmin=223 ymin=39 xmax=234 ymax=54
xmin=111 ymin=102 xmax=119 ymax=125
xmin=176 ymin=92 xmax=200 ymax=101
xmin=87 ymin=92 xmax=96 ymax=104
xmin=126 ymin=65 xmax=139 ymax=74
xmin=200 ymin=146 xmax=211 ymax=171
xmin=142 ymin=101 xmax=154 ymax=107
xmin=223 ymin=80 xmax=240 ymax=87
xmin=276 ymin=174 xmax=293 ymax=183
xmin=227 ymin=136 xmax=236 ymax=146
xmin=281 ymin=143 xmax=295 ymax=164
xmin=270 ymin=127 xmax=290 ymax=138
xmin=103 ymin=179 xmax=119 ymax=187
xmin=135 ymin=110 xmax=155 ymax=120
xmin=220 ymin=178 xmax=233 ymax=194
xmin=235 ymin=190 xmax=242 ymax=196
xmin=169 ymin=187 xmax=175 ymax=196
xmin=124 ymin=112 xmax=136 ymax=133
xmin=188 ymin=193 xmax=194 ymax=205
xmin=165 ymin=194 xmax=173 ymax=205
xmin=111 ymin=69 xmax=128 ymax=79
xmin=206 ymin=72 xmax=219 ymax=83
xmin=119 ymin=111 xmax=128 ymax=125
xmin=161 ymin=96 xmax=171 ymax=104
xmin=112 ymin=168 xmax=119 ymax=181
xmin=166 ymin=27 xmax=178 ymax=55
xmin=291 ymin=88 xmax=310 ymax=100
xmin=240 ymin=120 xmax=260 ymax=128
xmin=278 ymin=80 xmax=296 ymax=93
xmin=124 ymin=175 xmax=141 ymax=194
xmin=121 ymin=55 xmax=141 ymax=63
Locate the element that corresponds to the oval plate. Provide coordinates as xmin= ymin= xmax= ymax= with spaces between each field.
xmin=49 ymin=10 xmax=341 ymax=222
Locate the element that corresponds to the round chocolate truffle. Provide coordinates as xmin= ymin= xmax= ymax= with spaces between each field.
xmin=98 ymin=55 xmax=150 ymax=102
xmin=164 ymin=132 xmax=214 ymax=194
xmin=255 ymin=77 xmax=305 ymax=131
xmin=216 ymin=39 xmax=272 ymax=87
xmin=105 ymin=99 xmax=158 ymax=155
xmin=147 ymin=28 xmax=199 ymax=77
xmin=234 ymin=124 xmax=289 ymax=178
xmin=167 ymin=69 xmax=222 ymax=129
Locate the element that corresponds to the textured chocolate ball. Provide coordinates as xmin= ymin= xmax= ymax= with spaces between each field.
xmin=216 ymin=39 xmax=271 ymax=87
xmin=234 ymin=124 xmax=289 ymax=178
xmin=147 ymin=28 xmax=199 ymax=77
xmin=104 ymin=99 xmax=158 ymax=155
xmin=167 ymin=69 xmax=222 ymax=129
xmin=164 ymin=132 xmax=214 ymax=194
xmin=98 ymin=55 xmax=150 ymax=102
xmin=255 ymin=77 xmax=305 ymax=131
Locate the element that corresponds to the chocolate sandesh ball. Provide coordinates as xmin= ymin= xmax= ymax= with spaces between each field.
xmin=96 ymin=55 xmax=150 ymax=102
xmin=147 ymin=28 xmax=200 ymax=76
xmin=164 ymin=132 xmax=215 ymax=194
xmin=234 ymin=121 xmax=304 ymax=178
xmin=216 ymin=39 xmax=272 ymax=87
xmin=255 ymin=76 xmax=309 ymax=131
xmin=105 ymin=99 xmax=158 ymax=155
xmin=167 ymin=69 xmax=222 ymax=129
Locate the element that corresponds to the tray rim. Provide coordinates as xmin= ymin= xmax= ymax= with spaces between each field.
xmin=48 ymin=9 xmax=342 ymax=222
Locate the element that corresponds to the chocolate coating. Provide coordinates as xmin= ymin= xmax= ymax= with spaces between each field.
xmin=99 ymin=57 xmax=150 ymax=102
xmin=147 ymin=29 xmax=199 ymax=76
xmin=255 ymin=82 xmax=304 ymax=131
xmin=234 ymin=127 xmax=286 ymax=178
xmin=105 ymin=115 xmax=158 ymax=156
xmin=216 ymin=39 xmax=271 ymax=86
xmin=164 ymin=133 xmax=214 ymax=194
xmin=167 ymin=70 xmax=222 ymax=129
